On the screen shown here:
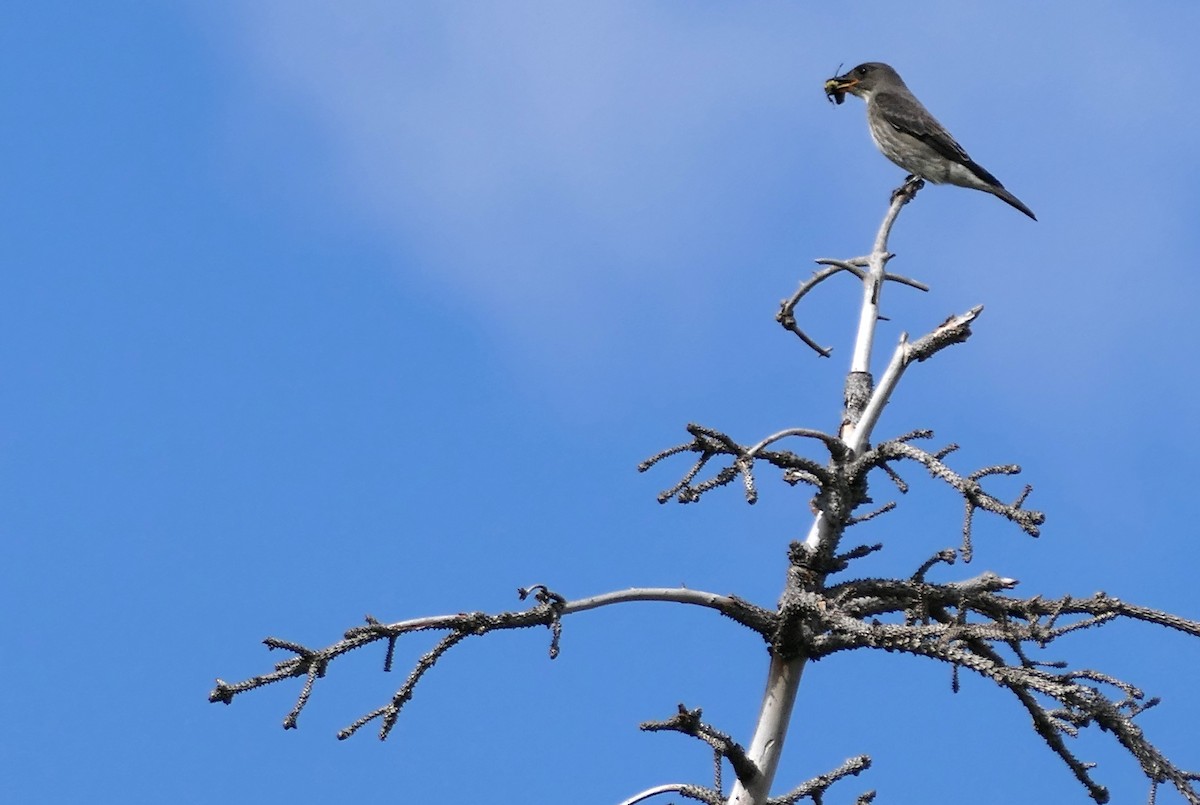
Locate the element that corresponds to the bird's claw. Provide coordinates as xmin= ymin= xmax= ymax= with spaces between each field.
xmin=891 ymin=176 xmax=926 ymax=205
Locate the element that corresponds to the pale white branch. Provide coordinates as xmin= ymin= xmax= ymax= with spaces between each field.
xmin=732 ymin=186 xmax=921 ymax=805
xmin=616 ymin=783 xmax=696 ymax=805
xmin=855 ymin=306 xmax=983 ymax=447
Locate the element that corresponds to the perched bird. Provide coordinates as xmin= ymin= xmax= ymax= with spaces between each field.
xmin=826 ymin=62 xmax=1036 ymax=220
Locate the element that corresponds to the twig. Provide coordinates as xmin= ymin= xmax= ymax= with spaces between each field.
xmin=641 ymin=704 xmax=759 ymax=787
xmin=766 ymin=755 xmax=871 ymax=805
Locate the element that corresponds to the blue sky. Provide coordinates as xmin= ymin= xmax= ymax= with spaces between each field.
xmin=3 ymin=2 xmax=1199 ymax=803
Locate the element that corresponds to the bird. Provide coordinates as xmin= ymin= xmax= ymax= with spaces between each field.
xmin=825 ymin=62 xmax=1036 ymax=220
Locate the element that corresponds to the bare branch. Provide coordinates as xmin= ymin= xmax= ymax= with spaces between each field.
xmin=210 ymin=586 xmax=777 ymax=738
xmin=642 ymin=423 xmax=838 ymax=505
xmin=776 ymin=257 xmax=928 ymax=357
xmin=854 ymin=436 xmax=1045 ymax=559
xmin=845 ymin=501 xmax=896 ymax=526
xmin=339 ymin=630 xmax=468 ymax=740
xmin=766 ymin=755 xmax=872 ymax=805
xmin=802 ymin=577 xmax=1200 ymax=804
xmin=850 ymin=307 xmax=983 ymax=449
xmin=617 ymin=783 xmax=722 ymax=805
xmin=642 ymin=704 xmax=759 ymax=788
xmin=911 ymin=548 xmax=958 ymax=582
xmin=776 ymin=260 xmax=866 ymax=357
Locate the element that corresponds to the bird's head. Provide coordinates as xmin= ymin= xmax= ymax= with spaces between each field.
xmin=825 ymin=62 xmax=900 ymax=103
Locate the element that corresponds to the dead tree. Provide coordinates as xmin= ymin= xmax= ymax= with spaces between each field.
xmin=210 ymin=183 xmax=1200 ymax=804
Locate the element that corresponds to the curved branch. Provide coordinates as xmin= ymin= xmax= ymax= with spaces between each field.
xmin=209 ymin=586 xmax=776 ymax=739
xmin=776 ymin=250 xmax=929 ymax=358
xmin=642 ymin=424 xmax=836 ymax=505
xmin=617 ymin=784 xmax=719 ymax=805
xmin=744 ymin=428 xmax=848 ymax=460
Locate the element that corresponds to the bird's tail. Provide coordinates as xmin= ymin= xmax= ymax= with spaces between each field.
xmin=990 ymin=185 xmax=1037 ymax=221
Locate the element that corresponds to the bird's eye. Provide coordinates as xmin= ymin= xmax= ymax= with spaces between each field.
xmin=856 ymin=65 xmax=869 ymax=76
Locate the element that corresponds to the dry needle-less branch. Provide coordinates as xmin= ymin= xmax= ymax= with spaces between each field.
xmin=616 ymin=783 xmax=720 ymax=805
xmin=641 ymin=704 xmax=759 ymax=788
xmin=210 ymin=586 xmax=773 ymax=739
xmin=341 ymin=630 xmax=468 ymax=740
xmin=855 ymin=437 xmax=1044 ymax=560
xmin=640 ymin=423 xmax=840 ymax=505
xmin=766 ymin=755 xmax=871 ymax=805
xmin=801 ymin=572 xmax=1200 ymax=805
xmin=851 ymin=306 xmax=983 ymax=447
xmin=776 ymin=258 xmax=928 ymax=357
xmin=847 ymin=179 xmax=925 ymax=378
xmin=626 ymin=712 xmax=874 ymax=805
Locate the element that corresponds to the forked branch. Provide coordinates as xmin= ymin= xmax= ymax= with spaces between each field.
xmin=210 ymin=586 xmax=772 ymax=740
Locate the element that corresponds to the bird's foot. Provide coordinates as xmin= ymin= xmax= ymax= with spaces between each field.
xmin=891 ymin=175 xmax=926 ymax=205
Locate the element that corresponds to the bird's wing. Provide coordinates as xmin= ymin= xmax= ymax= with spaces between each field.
xmin=876 ymin=89 xmax=1002 ymax=186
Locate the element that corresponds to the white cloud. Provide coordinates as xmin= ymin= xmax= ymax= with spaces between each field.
xmin=204 ymin=4 xmax=820 ymax=345
xmin=196 ymin=1 xmax=1200 ymax=407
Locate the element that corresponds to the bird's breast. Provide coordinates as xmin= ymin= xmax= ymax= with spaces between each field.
xmin=865 ymin=106 xmax=955 ymax=184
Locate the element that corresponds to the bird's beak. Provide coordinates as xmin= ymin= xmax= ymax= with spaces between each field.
xmin=824 ymin=75 xmax=857 ymax=105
